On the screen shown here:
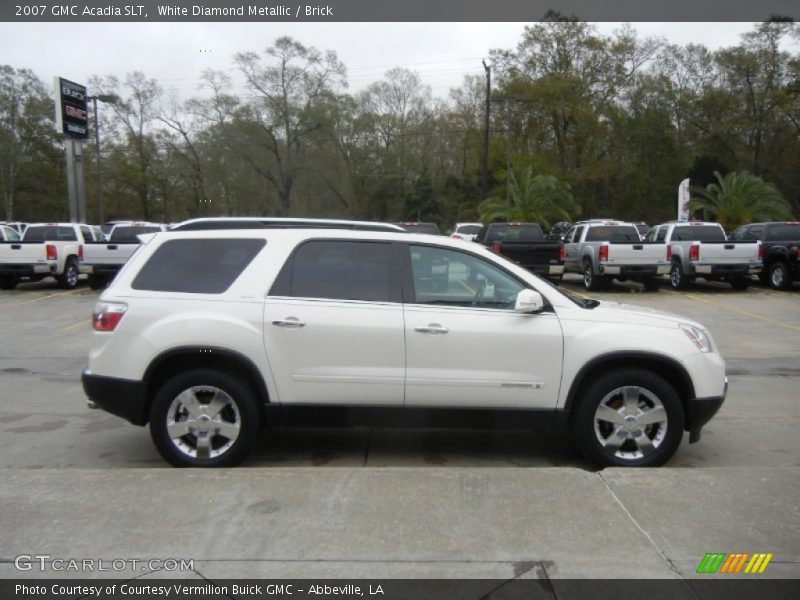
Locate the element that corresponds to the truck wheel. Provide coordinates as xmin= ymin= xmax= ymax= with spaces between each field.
xmin=642 ymin=277 xmax=662 ymax=292
xmin=88 ymin=274 xmax=107 ymax=290
xmin=669 ymin=262 xmax=687 ymax=290
xmin=583 ymin=261 xmax=602 ymax=291
xmin=573 ymin=368 xmax=684 ymax=467
xmin=0 ymin=275 xmax=20 ymax=290
xmin=769 ymin=262 xmax=792 ymax=290
xmin=149 ymin=369 xmax=260 ymax=467
xmin=730 ymin=277 xmax=750 ymax=291
xmin=59 ymin=258 xmax=79 ymax=289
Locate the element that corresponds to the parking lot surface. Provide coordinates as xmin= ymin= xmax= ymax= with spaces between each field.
xmin=1 ymin=275 xmax=798 ymax=581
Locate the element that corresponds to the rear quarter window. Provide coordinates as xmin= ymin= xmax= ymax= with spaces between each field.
xmin=131 ymin=238 xmax=266 ymax=293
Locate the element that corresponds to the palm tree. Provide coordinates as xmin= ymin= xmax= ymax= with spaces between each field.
xmin=478 ymin=167 xmax=581 ymax=228
xmin=688 ymin=171 xmax=792 ymax=231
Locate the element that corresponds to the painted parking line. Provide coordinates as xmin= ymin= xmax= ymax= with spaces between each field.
xmin=685 ymin=294 xmax=800 ymax=333
xmin=56 ymin=319 xmax=91 ymax=334
xmin=0 ymin=288 xmax=84 ymax=310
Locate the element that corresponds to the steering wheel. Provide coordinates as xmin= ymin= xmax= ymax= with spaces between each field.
xmin=471 ymin=278 xmax=487 ymax=306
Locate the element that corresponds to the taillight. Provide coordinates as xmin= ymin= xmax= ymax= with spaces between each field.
xmin=689 ymin=244 xmax=700 ymax=261
xmin=667 ymin=245 xmax=672 ymax=261
xmin=46 ymin=244 xmax=57 ymax=261
xmin=758 ymin=242 xmax=764 ymax=260
xmin=92 ymin=302 xmax=127 ymax=332
xmin=599 ymin=245 xmax=609 ymax=262
xmin=453 ymin=234 xmax=463 ymax=240
xmin=78 ymin=244 xmax=84 ymax=261
xmin=491 ymin=243 xmax=502 ymax=254
xmin=559 ymin=243 xmax=566 ymax=262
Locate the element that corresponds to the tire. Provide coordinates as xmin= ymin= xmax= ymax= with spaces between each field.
xmin=548 ymin=275 xmax=563 ymax=286
xmin=149 ymin=369 xmax=260 ymax=467
xmin=59 ymin=258 xmax=79 ymax=289
xmin=642 ymin=277 xmax=662 ymax=292
xmin=769 ymin=262 xmax=792 ymax=290
xmin=573 ymin=368 xmax=684 ymax=468
xmin=730 ymin=276 xmax=751 ymax=291
xmin=88 ymin=274 xmax=107 ymax=290
xmin=0 ymin=274 xmax=20 ymax=290
xmin=669 ymin=262 xmax=687 ymax=290
xmin=583 ymin=260 xmax=602 ymax=291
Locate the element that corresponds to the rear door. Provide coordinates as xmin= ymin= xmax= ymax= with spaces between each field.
xmin=264 ymin=239 xmax=405 ymax=406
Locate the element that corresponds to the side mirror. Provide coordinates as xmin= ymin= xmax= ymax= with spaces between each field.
xmin=515 ymin=289 xmax=545 ymax=313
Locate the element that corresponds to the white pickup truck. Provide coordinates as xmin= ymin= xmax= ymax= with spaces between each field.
xmin=564 ymin=220 xmax=669 ymax=291
xmin=83 ymin=228 xmax=727 ymax=468
xmin=83 ymin=222 xmax=166 ymax=289
xmin=646 ymin=221 xmax=762 ymax=290
xmin=0 ymin=223 xmax=101 ymax=290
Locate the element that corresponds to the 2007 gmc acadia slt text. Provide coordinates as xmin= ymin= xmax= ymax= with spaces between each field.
xmin=82 ymin=229 xmax=727 ymax=467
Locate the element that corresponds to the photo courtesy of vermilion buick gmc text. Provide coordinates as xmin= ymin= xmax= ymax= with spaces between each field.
xmin=82 ymin=228 xmax=727 ymax=468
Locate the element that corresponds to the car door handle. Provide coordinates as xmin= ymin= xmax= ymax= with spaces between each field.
xmin=272 ymin=318 xmax=306 ymax=328
xmin=415 ymin=324 xmax=449 ymax=334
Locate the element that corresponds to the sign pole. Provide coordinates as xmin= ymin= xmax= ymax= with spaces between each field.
xmin=75 ymin=140 xmax=86 ymax=223
xmin=65 ymin=140 xmax=78 ymax=223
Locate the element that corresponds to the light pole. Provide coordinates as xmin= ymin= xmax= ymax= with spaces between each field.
xmin=88 ymin=94 xmax=119 ymax=224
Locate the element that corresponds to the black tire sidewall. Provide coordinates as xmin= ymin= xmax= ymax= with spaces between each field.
xmin=149 ymin=369 xmax=260 ymax=467
xmin=59 ymin=259 xmax=79 ymax=289
xmin=770 ymin=262 xmax=788 ymax=290
xmin=670 ymin=263 xmax=685 ymax=289
xmin=573 ymin=369 xmax=685 ymax=468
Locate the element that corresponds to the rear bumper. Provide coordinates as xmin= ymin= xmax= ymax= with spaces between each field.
xmin=686 ymin=377 xmax=727 ymax=443
xmin=600 ymin=264 xmax=667 ymax=278
xmin=82 ymin=369 xmax=148 ymax=426
xmin=0 ymin=263 xmax=53 ymax=276
xmin=528 ymin=264 xmax=564 ymax=277
xmin=83 ymin=264 xmax=123 ymax=276
xmin=692 ymin=263 xmax=761 ymax=276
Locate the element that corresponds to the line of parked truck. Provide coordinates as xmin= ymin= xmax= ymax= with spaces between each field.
xmin=1 ymin=217 xmax=798 ymax=292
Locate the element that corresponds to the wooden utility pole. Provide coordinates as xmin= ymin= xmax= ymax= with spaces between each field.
xmin=481 ymin=60 xmax=491 ymax=201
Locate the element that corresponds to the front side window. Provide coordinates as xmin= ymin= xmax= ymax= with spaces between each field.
xmin=271 ymin=240 xmax=399 ymax=302
xmin=408 ymin=245 xmax=525 ymax=310
xmin=132 ymin=238 xmax=266 ymax=293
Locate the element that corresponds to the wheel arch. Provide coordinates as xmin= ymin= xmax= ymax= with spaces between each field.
xmin=565 ymin=351 xmax=695 ymax=427
xmin=143 ymin=346 xmax=270 ymax=425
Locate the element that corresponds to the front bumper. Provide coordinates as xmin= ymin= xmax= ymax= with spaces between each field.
xmin=82 ymin=369 xmax=148 ymax=426
xmin=686 ymin=377 xmax=727 ymax=443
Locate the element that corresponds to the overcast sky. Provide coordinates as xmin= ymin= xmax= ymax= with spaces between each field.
xmin=0 ymin=22 xmax=785 ymax=100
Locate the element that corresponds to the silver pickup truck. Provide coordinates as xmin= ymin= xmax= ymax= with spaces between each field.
xmin=0 ymin=223 xmax=101 ymax=290
xmin=83 ymin=222 xmax=166 ymax=289
xmin=564 ymin=220 xmax=669 ymax=291
xmin=646 ymin=221 xmax=762 ymax=290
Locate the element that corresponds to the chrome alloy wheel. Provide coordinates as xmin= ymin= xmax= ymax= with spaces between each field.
xmin=593 ymin=386 xmax=668 ymax=461
xmin=166 ymin=386 xmax=241 ymax=459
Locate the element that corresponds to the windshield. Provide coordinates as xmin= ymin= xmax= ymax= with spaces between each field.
xmin=109 ymin=226 xmax=162 ymax=243
xmin=455 ymin=225 xmax=482 ymax=235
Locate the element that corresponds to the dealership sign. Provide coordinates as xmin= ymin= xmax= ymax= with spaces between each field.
xmin=54 ymin=77 xmax=88 ymax=139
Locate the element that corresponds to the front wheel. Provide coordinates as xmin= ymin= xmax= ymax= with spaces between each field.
xmin=573 ymin=369 xmax=685 ymax=467
xmin=769 ymin=262 xmax=792 ymax=290
xmin=149 ymin=369 xmax=260 ymax=467
xmin=642 ymin=277 xmax=662 ymax=292
xmin=88 ymin=274 xmax=108 ymax=290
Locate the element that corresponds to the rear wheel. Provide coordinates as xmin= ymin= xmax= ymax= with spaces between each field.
xmin=669 ymin=262 xmax=687 ymax=290
xmin=59 ymin=258 xmax=79 ymax=289
xmin=0 ymin=274 xmax=20 ymax=290
xmin=88 ymin=274 xmax=107 ymax=290
xmin=573 ymin=369 xmax=684 ymax=467
xmin=730 ymin=276 xmax=750 ymax=291
xmin=149 ymin=369 xmax=260 ymax=467
xmin=642 ymin=277 xmax=662 ymax=292
xmin=583 ymin=261 xmax=602 ymax=291
xmin=769 ymin=262 xmax=792 ymax=290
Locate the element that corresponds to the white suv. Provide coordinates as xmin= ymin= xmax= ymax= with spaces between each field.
xmin=83 ymin=229 xmax=727 ymax=467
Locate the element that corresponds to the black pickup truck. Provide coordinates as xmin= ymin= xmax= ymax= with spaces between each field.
xmin=730 ymin=221 xmax=800 ymax=289
xmin=475 ymin=222 xmax=564 ymax=282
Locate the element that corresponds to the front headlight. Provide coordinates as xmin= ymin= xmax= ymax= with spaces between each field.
xmin=679 ymin=323 xmax=712 ymax=353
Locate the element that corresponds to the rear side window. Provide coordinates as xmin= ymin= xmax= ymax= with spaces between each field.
xmin=23 ymin=226 xmax=77 ymax=242
xmin=671 ymin=225 xmax=726 ymax=242
xmin=585 ymin=226 xmax=640 ymax=243
xmin=132 ymin=239 xmax=266 ymax=293
xmin=270 ymin=240 xmax=399 ymax=302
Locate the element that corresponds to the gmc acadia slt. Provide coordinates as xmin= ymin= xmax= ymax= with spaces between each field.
xmin=82 ymin=229 xmax=727 ymax=467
